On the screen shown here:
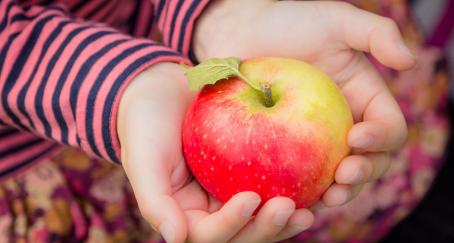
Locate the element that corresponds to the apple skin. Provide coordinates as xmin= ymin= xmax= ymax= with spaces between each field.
xmin=182 ymin=57 xmax=353 ymax=208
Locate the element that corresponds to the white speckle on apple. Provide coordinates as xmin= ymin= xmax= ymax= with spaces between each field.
xmin=217 ymin=90 xmax=223 ymax=94
xmin=203 ymin=172 xmax=207 ymax=176
xmin=252 ymin=140 xmax=256 ymax=144
xmin=247 ymin=161 xmax=251 ymax=166
xmin=223 ymin=145 xmax=227 ymax=149
xmin=297 ymin=183 xmax=301 ymax=188
xmin=228 ymin=165 xmax=232 ymax=170
xmin=203 ymin=134 xmax=207 ymax=139
xmin=229 ymin=177 xmax=233 ymax=181
xmin=216 ymin=138 xmax=220 ymax=143
xmin=267 ymin=158 xmax=271 ymax=162
xmin=212 ymin=156 xmax=216 ymax=160
xmin=210 ymin=166 xmax=214 ymax=171
xmin=221 ymin=136 xmax=225 ymax=140
xmin=241 ymin=155 xmax=245 ymax=161
xmin=203 ymin=155 xmax=207 ymax=159
xmin=230 ymin=138 xmax=234 ymax=143
xmin=194 ymin=128 xmax=198 ymax=132
xmin=257 ymin=184 xmax=261 ymax=189
xmin=264 ymin=144 xmax=268 ymax=150
xmin=261 ymin=175 xmax=266 ymax=180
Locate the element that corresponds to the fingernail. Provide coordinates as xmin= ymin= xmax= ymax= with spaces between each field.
xmin=398 ymin=42 xmax=415 ymax=59
xmin=159 ymin=221 xmax=175 ymax=243
xmin=242 ymin=199 xmax=261 ymax=217
xmin=273 ymin=210 xmax=293 ymax=226
xmin=351 ymin=135 xmax=374 ymax=149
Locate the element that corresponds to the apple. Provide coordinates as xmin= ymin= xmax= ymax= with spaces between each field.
xmin=182 ymin=57 xmax=353 ymax=208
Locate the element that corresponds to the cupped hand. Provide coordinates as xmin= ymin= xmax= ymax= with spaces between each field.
xmin=117 ymin=63 xmax=314 ymax=243
xmin=193 ymin=0 xmax=415 ymax=207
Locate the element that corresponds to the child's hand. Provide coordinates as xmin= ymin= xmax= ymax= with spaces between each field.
xmin=193 ymin=0 xmax=415 ymax=207
xmin=118 ymin=63 xmax=314 ymax=243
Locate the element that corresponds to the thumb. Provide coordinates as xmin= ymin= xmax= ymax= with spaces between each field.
xmin=116 ymin=62 xmax=192 ymax=243
xmin=333 ymin=2 xmax=416 ymax=70
xmin=122 ymin=148 xmax=188 ymax=243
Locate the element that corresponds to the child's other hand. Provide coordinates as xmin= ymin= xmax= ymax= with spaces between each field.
xmin=194 ymin=0 xmax=416 ymax=208
xmin=117 ymin=63 xmax=314 ymax=243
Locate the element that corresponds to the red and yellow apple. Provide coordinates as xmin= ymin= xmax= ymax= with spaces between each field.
xmin=182 ymin=57 xmax=353 ymax=208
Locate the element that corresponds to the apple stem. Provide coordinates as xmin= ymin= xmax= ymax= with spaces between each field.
xmin=261 ymin=82 xmax=274 ymax=107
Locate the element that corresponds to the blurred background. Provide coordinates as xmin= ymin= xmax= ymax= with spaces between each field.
xmin=411 ymin=0 xmax=454 ymax=94
xmin=382 ymin=0 xmax=454 ymax=242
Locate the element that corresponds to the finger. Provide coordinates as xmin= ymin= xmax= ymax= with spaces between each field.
xmin=339 ymin=57 xmax=408 ymax=151
xmin=123 ymin=151 xmax=187 ymax=243
xmin=172 ymin=180 xmax=209 ymax=211
xmin=335 ymin=153 xmax=391 ymax=184
xmin=348 ymin=90 xmax=408 ymax=151
xmin=121 ymin=108 xmax=189 ymax=243
xmin=322 ymin=183 xmax=364 ymax=207
xmin=333 ymin=2 xmax=415 ymax=70
xmin=272 ymin=208 xmax=314 ymax=242
xmin=230 ymin=197 xmax=295 ymax=243
xmin=207 ymin=194 xmax=224 ymax=213
xmin=308 ymin=201 xmax=325 ymax=212
xmin=188 ymin=192 xmax=261 ymax=243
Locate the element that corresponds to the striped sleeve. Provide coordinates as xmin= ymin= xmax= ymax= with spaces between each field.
xmin=0 ymin=0 xmax=190 ymax=164
xmin=152 ymin=0 xmax=211 ymax=59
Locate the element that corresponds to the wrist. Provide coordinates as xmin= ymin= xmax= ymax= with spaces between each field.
xmin=117 ymin=63 xmax=190 ymax=143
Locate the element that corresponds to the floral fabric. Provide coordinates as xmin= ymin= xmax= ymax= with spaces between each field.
xmin=0 ymin=0 xmax=450 ymax=242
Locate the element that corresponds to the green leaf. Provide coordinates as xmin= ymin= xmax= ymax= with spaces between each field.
xmin=183 ymin=57 xmax=259 ymax=91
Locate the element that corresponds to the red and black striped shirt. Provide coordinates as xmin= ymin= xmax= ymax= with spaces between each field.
xmin=0 ymin=0 xmax=210 ymax=178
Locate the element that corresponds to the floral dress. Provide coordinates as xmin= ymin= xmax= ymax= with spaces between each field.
xmin=0 ymin=0 xmax=450 ymax=242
